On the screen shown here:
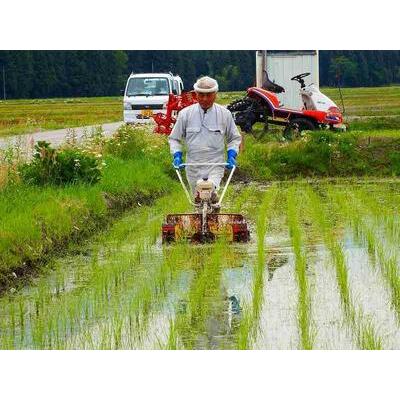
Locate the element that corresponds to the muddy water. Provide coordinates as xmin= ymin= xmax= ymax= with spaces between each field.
xmin=1 ymin=181 xmax=400 ymax=349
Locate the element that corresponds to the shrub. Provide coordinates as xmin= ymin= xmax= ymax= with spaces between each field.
xmin=20 ymin=141 xmax=102 ymax=186
xmin=105 ymin=125 xmax=168 ymax=157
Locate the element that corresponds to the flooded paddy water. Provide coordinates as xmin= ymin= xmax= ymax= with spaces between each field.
xmin=1 ymin=180 xmax=400 ymax=349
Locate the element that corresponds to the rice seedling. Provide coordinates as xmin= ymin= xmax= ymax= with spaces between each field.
xmin=287 ymin=186 xmax=314 ymax=350
xmin=236 ymin=186 xmax=277 ymax=349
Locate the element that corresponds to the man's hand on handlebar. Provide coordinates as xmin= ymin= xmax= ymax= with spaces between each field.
xmin=173 ymin=152 xmax=185 ymax=170
xmin=226 ymin=149 xmax=237 ymax=170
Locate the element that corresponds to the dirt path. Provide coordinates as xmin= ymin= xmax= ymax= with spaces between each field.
xmin=0 ymin=121 xmax=124 ymax=150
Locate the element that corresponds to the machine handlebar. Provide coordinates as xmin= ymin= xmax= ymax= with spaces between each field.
xmin=174 ymin=163 xmax=236 ymax=207
xmin=179 ymin=162 xmax=229 ymax=167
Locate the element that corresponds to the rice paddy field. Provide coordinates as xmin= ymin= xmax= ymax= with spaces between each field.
xmin=2 ymin=180 xmax=400 ymax=349
xmin=1 ymin=86 xmax=400 ymax=350
xmin=1 ymin=85 xmax=400 ymax=138
xmin=0 ymin=97 xmax=122 ymax=138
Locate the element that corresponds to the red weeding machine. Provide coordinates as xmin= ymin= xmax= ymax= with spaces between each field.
xmin=162 ymin=163 xmax=250 ymax=244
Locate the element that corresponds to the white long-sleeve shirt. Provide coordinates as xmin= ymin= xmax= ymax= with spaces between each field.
xmin=169 ymin=103 xmax=242 ymax=158
xmin=168 ymin=102 xmax=242 ymax=192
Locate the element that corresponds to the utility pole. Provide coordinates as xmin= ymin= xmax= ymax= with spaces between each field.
xmin=2 ymin=66 xmax=5 ymax=100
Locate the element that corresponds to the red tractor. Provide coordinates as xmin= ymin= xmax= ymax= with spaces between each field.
xmin=227 ymin=72 xmax=344 ymax=139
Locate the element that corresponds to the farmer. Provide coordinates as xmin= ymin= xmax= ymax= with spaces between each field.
xmin=168 ymin=76 xmax=242 ymax=199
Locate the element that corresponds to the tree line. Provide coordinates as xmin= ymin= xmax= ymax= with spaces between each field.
xmin=0 ymin=50 xmax=399 ymax=99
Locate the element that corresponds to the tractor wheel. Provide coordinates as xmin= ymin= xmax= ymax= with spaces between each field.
xmin=283 ymin=118 xmax=317 ymax=141
xmin=227 ymin=97 xmax=256 ymax=112
xmin=228 ymin=97 xmax=262 ymax=133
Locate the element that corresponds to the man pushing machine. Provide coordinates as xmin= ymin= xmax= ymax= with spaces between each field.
xmin=168 ymin=76 xmax=242 ymax=206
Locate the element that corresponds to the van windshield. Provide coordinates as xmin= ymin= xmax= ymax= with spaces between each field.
xmin=126 ymin=77 xmax=170 ymax=96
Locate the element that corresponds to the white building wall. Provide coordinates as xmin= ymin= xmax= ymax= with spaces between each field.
xmin=256 ymin=51 xmax=319 ymax=109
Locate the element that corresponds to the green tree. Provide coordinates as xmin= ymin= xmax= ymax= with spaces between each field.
xmin=328 ymin=55 xmax=359 ymax=86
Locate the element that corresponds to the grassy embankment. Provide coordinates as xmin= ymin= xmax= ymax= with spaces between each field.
xmin=237 ymin=86 xmax=400 ymax=180
xmin=0 ymin=125 xmax=175 ymax=289
xmin=238 ymin=129 xmax=400 ymax=180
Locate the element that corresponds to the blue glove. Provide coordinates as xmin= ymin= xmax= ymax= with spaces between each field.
xmin=226 ymin=149 xmax=237 ymax=169
xmin=173 ymin=151 xmax=184 ymax=169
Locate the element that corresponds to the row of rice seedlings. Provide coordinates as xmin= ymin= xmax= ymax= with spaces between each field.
xmin=287 ymin=186 xmax=314 ymax=350
xmin=350 ymin=184 xmax=400 ymax=247
xmin=305 ymin=184 xmax=382 ymax=350
xmin=236 ymin=185 xmax=277 ymax=349
xmin=122 ymin=243 xmax=192 ymax=349
xmin=331 ymin=187 xmax=400 ymax=323
xmin=60 ymin=190 xmax=191 ymax=349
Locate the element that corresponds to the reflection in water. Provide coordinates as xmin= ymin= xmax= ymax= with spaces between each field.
xmin=172 ymin=259 xmax=250 ymax=350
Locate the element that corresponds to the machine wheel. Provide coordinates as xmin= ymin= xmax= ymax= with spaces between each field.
xmin=228 ymin=97 xmax=263 ymax=133
xmin=227 ymin=97 xmax=256 ymax=112
xmin=283 ymin=118 xmax=317 ymax=141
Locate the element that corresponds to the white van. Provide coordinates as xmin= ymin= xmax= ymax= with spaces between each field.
xmin=123 ymin=72 xmax=184 ymax=123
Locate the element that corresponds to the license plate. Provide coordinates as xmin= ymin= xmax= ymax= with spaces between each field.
xmin=141 ymin=109 xmax=153 ymax=117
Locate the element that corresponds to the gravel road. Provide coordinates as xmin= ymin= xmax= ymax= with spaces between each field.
xmin=0 ymin=121 xmax=124 ymax=151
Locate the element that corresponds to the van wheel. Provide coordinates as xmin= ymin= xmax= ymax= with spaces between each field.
xmin=283 ymin=118 xmax=317 ymax=141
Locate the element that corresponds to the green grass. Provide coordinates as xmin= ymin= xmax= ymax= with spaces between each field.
xmin=323 ymin=86 xmax=400 ymax=117
xmin=0 ymin=96 xmax=122 ymax=138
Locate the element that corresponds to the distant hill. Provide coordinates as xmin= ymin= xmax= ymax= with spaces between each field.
xmin=0 ymin=50 xmax=399 ymax=99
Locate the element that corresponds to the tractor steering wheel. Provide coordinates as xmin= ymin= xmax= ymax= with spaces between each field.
xmin=291 ymin=72 xmax=311 ymax=81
